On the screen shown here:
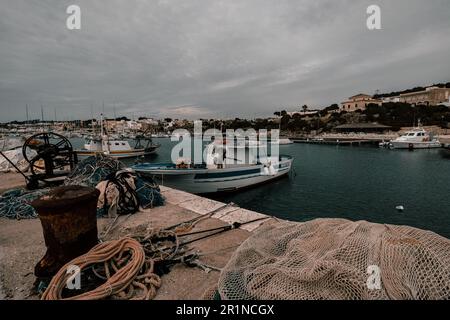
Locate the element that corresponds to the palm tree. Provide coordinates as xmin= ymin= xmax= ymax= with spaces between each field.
xmin=302 ymin=105 xmax=308 ymax=114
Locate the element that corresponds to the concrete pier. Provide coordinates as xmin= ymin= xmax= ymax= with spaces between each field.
xmin=0 ymin=176 xmax=278 ymax=300
xmin=292 ymin=139 xmax=380 ymax=146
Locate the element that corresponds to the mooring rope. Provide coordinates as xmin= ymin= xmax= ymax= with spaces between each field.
xmin=41 ymin=237 xmax=161 ymax=300
xmin=41 ymin=215 xmax=271 ymax=300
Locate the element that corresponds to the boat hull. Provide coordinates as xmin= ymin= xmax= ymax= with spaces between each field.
xmin=133 ymin=156 xmax=293 ymax=194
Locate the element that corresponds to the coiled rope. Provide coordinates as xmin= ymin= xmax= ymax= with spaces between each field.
xmin=41 ymin=215 xmax=271 ymax=300
xmin=41 ymin=237 xmax=161 ymax=300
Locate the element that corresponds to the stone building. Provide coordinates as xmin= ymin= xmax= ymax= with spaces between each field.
xmin=340 ymin=94 xmax=382 ymax=112
xmin=399 ymin=87 xmax=450 ymax=106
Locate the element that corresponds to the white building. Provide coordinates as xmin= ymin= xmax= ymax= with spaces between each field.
xmin=382 ymin=96 xmax=400 ymax=103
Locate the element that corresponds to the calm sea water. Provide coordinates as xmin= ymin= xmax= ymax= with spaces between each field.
xmin=72 ymin=138 xmax=450 ymax=238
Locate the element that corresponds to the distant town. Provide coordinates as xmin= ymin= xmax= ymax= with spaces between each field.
xmin=1 ymin=81 xmax=450 ymax=137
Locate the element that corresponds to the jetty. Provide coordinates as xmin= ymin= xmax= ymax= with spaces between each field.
xmin=292 ymin=138 xmax=380 ymax=146
xmin=0 ymin=174 xmax=275 ymax=300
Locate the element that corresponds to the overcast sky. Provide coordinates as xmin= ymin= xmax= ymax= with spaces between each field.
xmin=1 ymin=0 xmax=449 ymax=121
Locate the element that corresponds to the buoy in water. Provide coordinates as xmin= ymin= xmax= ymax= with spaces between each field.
xmin=396 ymin=205 xmax=405 ymax=212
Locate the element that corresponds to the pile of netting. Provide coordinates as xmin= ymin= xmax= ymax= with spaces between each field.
xmin=0 ymin=188 xmax=50 ymax=219
xmin=0 ymin=155 xmax=164 ymax=220
xmin=214 ymin=218 xmax=450 ymax=300
xmin=64 ymin=155 xmax=124 ymax=187
xmin=65 ymin=155 xmax=164 ymax=216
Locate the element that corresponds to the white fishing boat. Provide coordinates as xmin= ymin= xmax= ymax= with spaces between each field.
xmin=389 ymin=127 xmax=441 ymax=150
xmin=132 ymin=140 xmax=293 ymax=194
xmin=75 ymin=115 xmax=160 ymax=159
xmin=76 ymin=136 xmax=160 ymax=159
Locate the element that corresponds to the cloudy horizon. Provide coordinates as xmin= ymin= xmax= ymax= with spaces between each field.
xmin=1 ymin=0 xmax=450 ymax=121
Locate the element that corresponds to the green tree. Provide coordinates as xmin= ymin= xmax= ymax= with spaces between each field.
xmin=302 ymin=105 xmax=308 ymax=113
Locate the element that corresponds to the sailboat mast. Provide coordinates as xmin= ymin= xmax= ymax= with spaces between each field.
xmin=100 ymin=113 xmax=104 ymax=136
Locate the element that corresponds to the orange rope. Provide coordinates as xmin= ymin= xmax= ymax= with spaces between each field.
xmin=41 ymin=237 xmax=161 ymax=300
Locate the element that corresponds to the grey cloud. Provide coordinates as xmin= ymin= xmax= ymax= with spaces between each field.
xmin=0 ymin=0 xmax=449 ymax=121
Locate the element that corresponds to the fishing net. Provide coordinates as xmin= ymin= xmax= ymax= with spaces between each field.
xmin=64 ymin=154 xmax=124 ymax=187
xmin=0 ymin=155 xmax=164 ymax=219
xmin=216 ymin=218 xmax=450 ymax=300
xmin=0 ymin=188 xmax=50 ymax=219
xmin=66 ymin=155 xmax=164 ymax=216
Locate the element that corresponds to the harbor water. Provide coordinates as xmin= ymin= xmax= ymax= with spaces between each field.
xmin=72 ymin=137 xmax=450 ymax=239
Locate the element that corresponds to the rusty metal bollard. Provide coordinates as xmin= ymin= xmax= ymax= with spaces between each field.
xmin=32 ymin=185 xmax=100 ymax=278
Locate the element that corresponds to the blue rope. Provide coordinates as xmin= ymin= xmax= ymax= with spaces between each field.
xmin=0 ymin=188 xmax=50 ymax=219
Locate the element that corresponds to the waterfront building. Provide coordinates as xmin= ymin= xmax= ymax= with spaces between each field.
xmin=340 ymin=94 xmax=382 ymax=112
xmin=399 ymin=87 xmax=450 ymax=106
xmin=381 ymin=96 xmax=401 ymax=103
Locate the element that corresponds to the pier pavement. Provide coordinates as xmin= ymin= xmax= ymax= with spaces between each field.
xmin=0 ymin=174 xmax=277 ymax=299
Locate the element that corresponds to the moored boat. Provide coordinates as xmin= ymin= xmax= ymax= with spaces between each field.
xmin=75 ymin=115 xmax=160 ymax=159
xmin=132 ymin=140 xmax=293 ymax=194
xmin=76 ymin=136 xmax=160 ymax=159
xmin=389 ymin=128 xmax=441 ymax=150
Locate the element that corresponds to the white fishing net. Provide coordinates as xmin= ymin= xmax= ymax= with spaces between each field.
xmin=216 ymin=219 xmax=450 ymax=300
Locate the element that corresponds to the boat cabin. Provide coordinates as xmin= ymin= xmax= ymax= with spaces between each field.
xmin=84 ymin=137 xmax=134 ymax=152
xmin=204 ymin=141 xmax=278 ymax=170
xmin=398 ymin=129 xmax=433 ymax=141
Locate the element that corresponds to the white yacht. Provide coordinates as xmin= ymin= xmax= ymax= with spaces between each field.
xmin=132 ymin=140 xmax=293 ymax=194
xmin=389 ymin=128 xmax=441 ymax=150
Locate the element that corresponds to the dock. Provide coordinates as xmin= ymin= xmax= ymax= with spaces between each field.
xmin=292 ymin=138 xmax=382 ymax=146
xmin=0 ymin=175 xmax=278 ymax=300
